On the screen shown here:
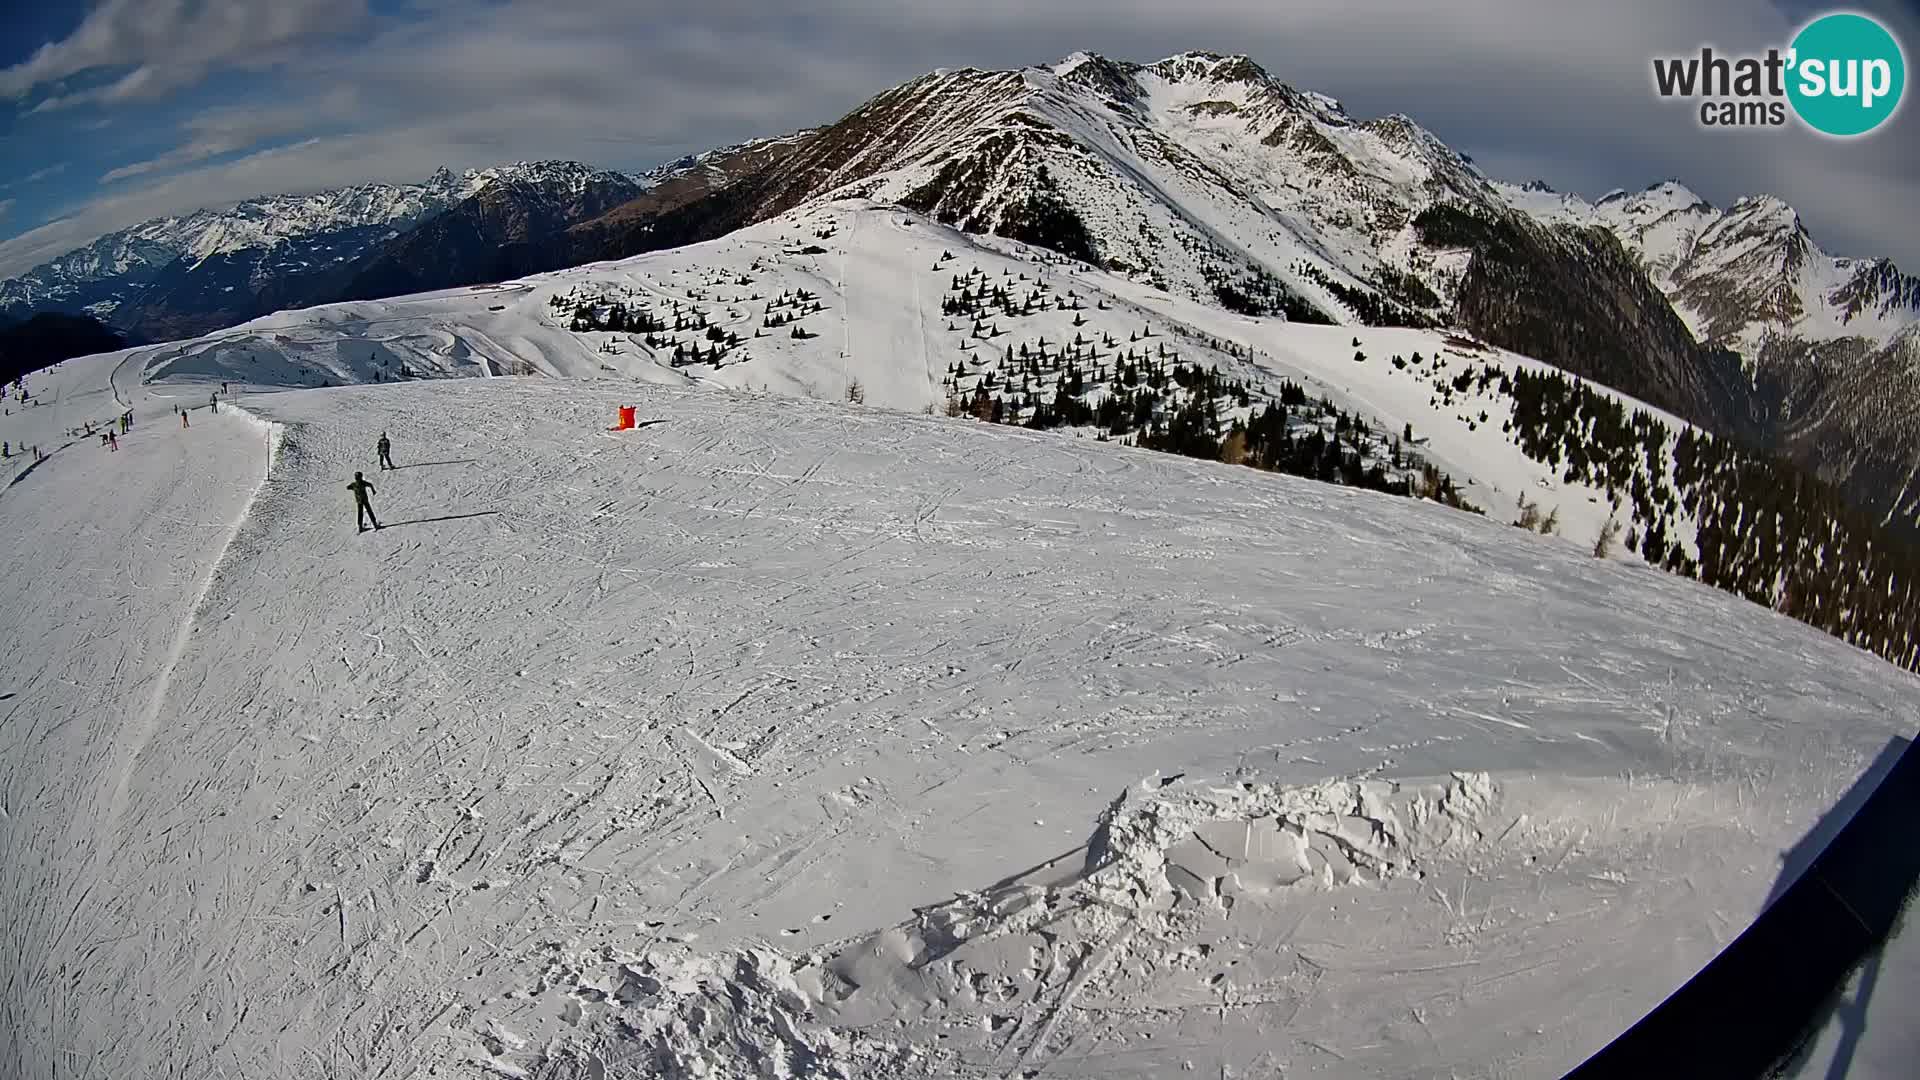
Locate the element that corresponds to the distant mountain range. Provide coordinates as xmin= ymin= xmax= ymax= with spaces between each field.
xmin=3 ymin=50 xmax=1917 ymax=531
xmin=0 ymin=162 xmax=649 ymax=342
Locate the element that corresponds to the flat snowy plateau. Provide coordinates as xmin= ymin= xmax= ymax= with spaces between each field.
xmin=3 ymin=312 xmax=1917 ymax=1078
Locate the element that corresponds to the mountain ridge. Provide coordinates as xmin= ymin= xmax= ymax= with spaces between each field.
xmin=4 ymin=49 xmax=1916 ymax=530
xmin=0 ymin=161 xmax=640 ymax=336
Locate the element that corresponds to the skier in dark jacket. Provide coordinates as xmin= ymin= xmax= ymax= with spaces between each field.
xmin=349 ymin=472 xmax=381 ymax=532
xmin=377 ymin=433 xmax=395 ymax=471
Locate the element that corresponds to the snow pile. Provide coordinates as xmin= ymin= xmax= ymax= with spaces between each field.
xmin=481 ymin=771 xmax=1501 ymax=1078
xmin=1085 ymin=771 xmax=1495 ymax=904
xmin=504 ymin=946 xmax=919 ymax=1079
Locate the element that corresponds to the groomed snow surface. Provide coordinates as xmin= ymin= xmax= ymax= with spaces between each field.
xmin=4 ymin=336 xmax=1917 ymax=1080
xmin=115 ymin=203 xmax=1692 ymax=563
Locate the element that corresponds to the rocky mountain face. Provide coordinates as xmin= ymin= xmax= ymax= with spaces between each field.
xmin=587 ymin=52 xmax=1504 ymax=329
xmin=326 ymin=164 xmax=644 ymax=304
xmin=0 ymin=162 xmax=641 ymax=342
xmin=1760 ymin=328 xmax=1920 ymax=531
xmin=1500 ymin=180 xmax=1920 ymax=355
xmin=564 ymin=51 xmax=1917 ymax=533
xmin=0 ymin=172 xmax=478 ymax=325
xmin=1499 ymin=179 xmax=1920 ymax=531
xmin=0 ymin=232 xmax=179 ymax=323
xmin=1413 ymin=204 xmax=1757 ymax=438
xmin=560 ymin=133 xmax=816 ymax=260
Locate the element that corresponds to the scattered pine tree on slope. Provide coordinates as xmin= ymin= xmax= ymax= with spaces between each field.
xmin=1495 ymin=364 xmax=1919 ymax=673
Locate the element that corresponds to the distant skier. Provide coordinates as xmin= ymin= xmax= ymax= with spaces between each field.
xmin=377 ymin=433 xmax=395 ymax=471
xmin=222 ymin=381 xmax=230 ymax=394
xmin=108 ymin=432 xmax=118 ymax=452
xmin=209 ymin=392 xmax=219 ymax=414
xmin=348 ymin=472 xmax=382 ymax=532
xmin=181 ymin=410 xmax=190 ymax=429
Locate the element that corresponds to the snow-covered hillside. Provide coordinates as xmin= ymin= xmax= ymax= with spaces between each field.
xmin=2 ymin=335 xmax=1915 ymax=1079
xmin=129 ymin=201 xmax=1697 ymax=563
xmin=602 ymin=51 xmax=1508 ymax=329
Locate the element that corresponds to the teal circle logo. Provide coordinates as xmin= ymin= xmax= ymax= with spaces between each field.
xmin=1787 ymin=12 xmax=1906 ymax=136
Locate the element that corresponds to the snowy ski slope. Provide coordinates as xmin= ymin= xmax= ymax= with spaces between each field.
xmin=118 ymin=201 xmax=1696 ymax=560
xmin=1 ymin=340 xmax=1915 ymax=1078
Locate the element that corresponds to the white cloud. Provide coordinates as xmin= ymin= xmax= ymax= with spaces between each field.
xmin=99 ymin=90 xmax=362 ymax=183
xmin=0 ymin=163 xmax=68 ymax=192
xmin=0 ymin=0 xmax=370 ymax=104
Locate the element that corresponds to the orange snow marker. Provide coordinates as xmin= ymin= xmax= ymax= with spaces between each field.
xmin=612 ymin=406 xmax=637 ymax=431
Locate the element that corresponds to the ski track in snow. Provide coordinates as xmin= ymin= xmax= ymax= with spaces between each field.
xmin=110 ymin=202 xmax=1709 ymax=571
xmin=2 ymin=296 xmax=1918 ymax=1077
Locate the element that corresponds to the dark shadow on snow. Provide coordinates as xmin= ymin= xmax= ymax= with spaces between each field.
xmin=389 ymin=459 xmax=479 ymax=470
xmin=378 ymin=510 xmax=501 ymax=530
xmin=1564 ymin=734 xmax=1920 ymax=1080
xmin=1759 ymin=738 xmax=1914 ymax=1080
xmin=1766 ymin=740 xmax=1913 ymax=912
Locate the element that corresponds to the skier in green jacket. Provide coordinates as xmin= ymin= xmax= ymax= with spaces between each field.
xmin=348 ymin=472 xmax=382 ymax=532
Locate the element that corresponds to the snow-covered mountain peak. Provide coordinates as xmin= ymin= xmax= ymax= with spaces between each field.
xmin=674 ymin=49 xmax=1532 ymax=332
xmin=1721 ymin=193 xmax=1807 ymax=239
xmin=1507 ymin=178 xmax=1713 ymax=227
xmin=1050 ymin=50 xmax=1101 ymax=76
xmin=1501 ymin=172 xmax=1916 ymax=356
xmin=1146 ymin=50 xmax=1274 ymax=88
xmin=458 ymin=160 xmax=624 ymax=198
xmin=1133 ymin=50 xmax=1348 ymax=122
xmin=1640 ymin=179 xmax=1710 ymax=211
xmin=1041 ymin=50 xmax=1346 ymax=122
xmin=635 ymin=132 xmax=818 ymax=191
xmin=0 ymin=160 xmax=640 ymax=322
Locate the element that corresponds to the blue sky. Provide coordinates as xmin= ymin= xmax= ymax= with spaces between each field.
xmin=2 ymin=0 xmax=1917 ymax=278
